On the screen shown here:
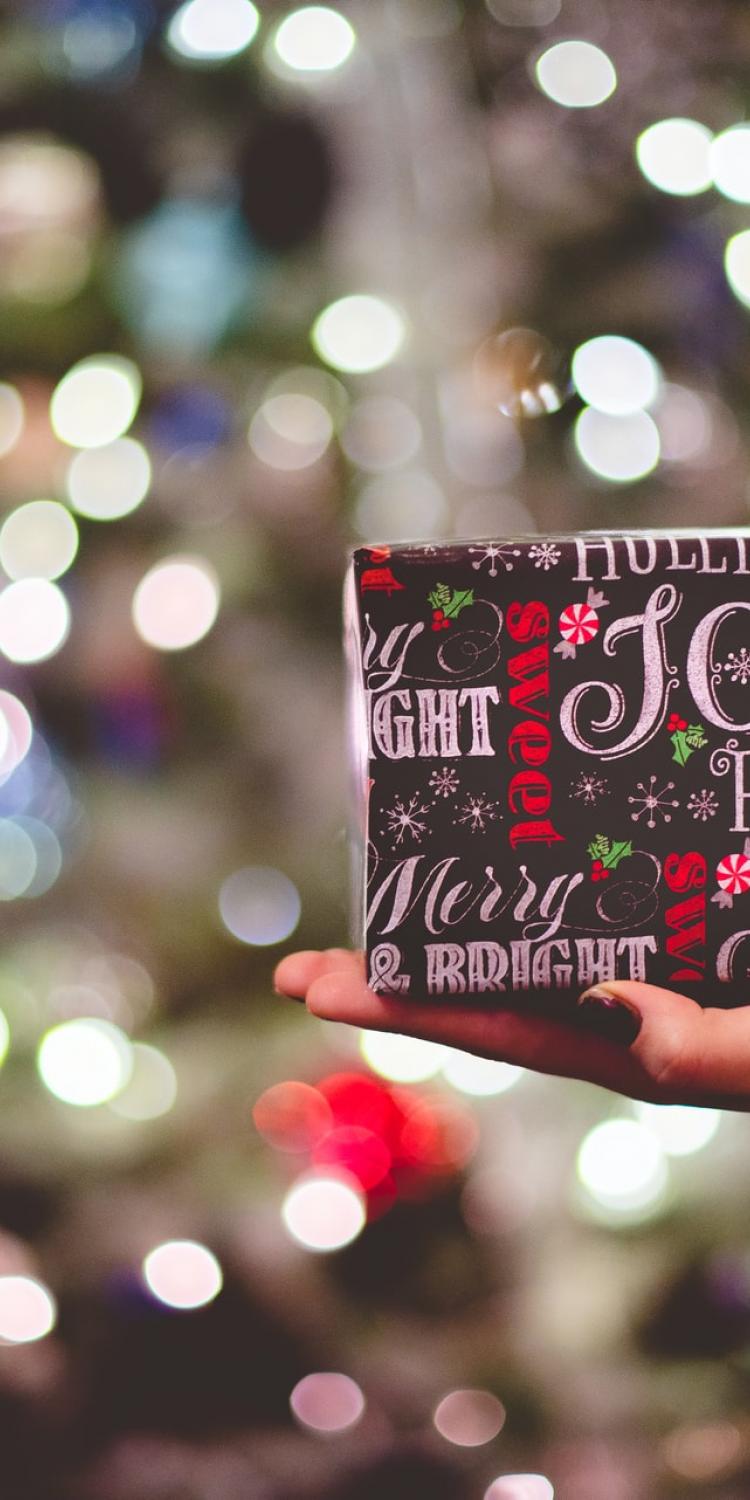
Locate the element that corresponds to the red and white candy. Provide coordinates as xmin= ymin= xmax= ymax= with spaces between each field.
xmin=716 ymin=851 xmax=750 ymax=895
xmin=558 ymin=601 xmax=599 ymax=646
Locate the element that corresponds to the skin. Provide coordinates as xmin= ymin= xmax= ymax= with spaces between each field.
xmin=274 ymin=949 xmax=750 ymax=1110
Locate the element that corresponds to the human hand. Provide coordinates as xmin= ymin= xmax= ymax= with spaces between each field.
xmin=273 ymin=949 xmax=750 ymax=1110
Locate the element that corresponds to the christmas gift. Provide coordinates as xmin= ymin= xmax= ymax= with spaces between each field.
xmin=345 ymin=531 xmax=750 ymax=1008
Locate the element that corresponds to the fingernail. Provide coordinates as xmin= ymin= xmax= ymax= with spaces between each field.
xmin=576 ymin=986 xmax=642 ymax=1045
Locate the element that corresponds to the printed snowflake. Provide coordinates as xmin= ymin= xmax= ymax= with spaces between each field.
xmin=628 ymin=776 xmax=679 ymax=829
xmin=687 ymin=787 xmax=719 ymax=821
xmin=528 ymin=542 xmax=561 ymax=571
xmin=468 ymin=543 xmax=521 ymax=576
xmin=453 ymin=793 xmax=502 ymax=833
xmin=723 ymin=647 xmax=750 ymax=685
xmin=571 ymin=771 xmax=609 ymax=805
xmin=385 ymin=794 xmax=431 ymax=846
xmin=429 ymin=765 xmax=460 ymax=799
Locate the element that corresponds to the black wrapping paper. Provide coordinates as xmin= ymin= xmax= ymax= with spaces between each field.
xmin=346 ymin=531 xmax=750 ymax=1009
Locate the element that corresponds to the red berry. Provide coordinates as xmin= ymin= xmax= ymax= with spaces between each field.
xmin=442 ymin=619 xmax=451 ymax=628
xmin=431 ymin=622 xmax=441 ymax=631
xmin=433 ymin=608 xmax=444 ymax=620
xmin=592 ymin=859 xmax=603 ymax=870
xmin=601 ymin=869 xmax=610 ymax=880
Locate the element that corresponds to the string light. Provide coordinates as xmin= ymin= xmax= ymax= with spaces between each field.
xmin=0 ymin=1275 xmax=56 ymax=1343
xmin=0 ymin=500 xmax=78 ymax=581
xmin=37 ymin=1017 xmax=133 ymax=1106
xmin=724 ymin=229 xmax=750 ymax=309
xmin=66 ymin=437 xmax=152 ymax=520
xmin=534 ymin=40 xmax=616 ymax=109
xmin=143 ymin=1239 xmax=223 ymax=1308
xmin=109 ymin=1044 xmax=178 ymax=1120
xmin=290 ymin=1372 xmax=365 ymax=1432
xmin=574 ymin=407 xmax=660 ymax=483
xmin=166 ymin=0 xmax=260 ymax=62
xmin=433 ymin=1389 xmax=506 ymax=1446
xmin=0 ymin=383 xmax=24 ymax=459
xmin=272 ymin=7 xmax=355 ymax=73
xmin=132 ymin=556 xmax=220 ymax=651
xmin=571 ymin=335 xmax=660 ymax=415
xmin=0 ymin=691 xmax=33 ymax=779
xmin=711 ymin=124 xmax=750 ymax=202
xmin=219 ymin=866 xmax=301 ymax=945
xmin=282 ymin=1172 xmax=366 ymax=1251
xmin=359 ymin=1029 xmax=445 ymax=1083
xmin=575 ymin=1117 xmax=668 ymax=1218
xmin=50 ymin=355 xmax=142 ymax=448
xmin=311 ymin=294 xmax=406 ymax=373
xmin=0 ymin=579 xmax=71 ymax=663
xmin=484 ymin=1478 xmax=554 ymax=1500
xmin=633 ymin=1101 xmax=721 ymax=1156
xmin=442 ymin=1050 xmax=524 ymax=1096
xmin=635 ymin=118 xmax=713 ymax=196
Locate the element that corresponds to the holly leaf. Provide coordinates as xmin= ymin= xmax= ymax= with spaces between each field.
xmin=685 ymin=723 xmax=708 ymax=749
xmin=602 ymin=839 xmax=633 ymax=869
xmin=587 ymin=834 xmax=610 ymax=860
xmin=428 ymin=583 xmax=451 ymax=610
xmin=443 ymin=588 xmax=474 ymax=620
xmin=671 ymin=730 xmax=694 ymax=766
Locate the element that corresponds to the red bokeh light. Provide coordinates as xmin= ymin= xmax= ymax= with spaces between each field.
xmin=252 ymin=1081 xmax=333 ymax=1152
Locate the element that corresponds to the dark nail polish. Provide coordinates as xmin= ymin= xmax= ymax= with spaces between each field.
xmin=576 ymin=987 xmax=642 ymax=1045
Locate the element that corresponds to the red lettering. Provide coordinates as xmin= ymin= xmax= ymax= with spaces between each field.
xmin=507 ymin=645 xmax=549 ymax=720
xmin=507 ymin=719 xmax=552 ymax=767
xmin=506 ymin=600 xmax=549 ymax=643
xmin=508 ymin=770 xmax=552 ymax=816
xmin=663 ymin=852 xmax=706 ymax=983
xmin=509 ymin=819 xmax=565 ymax=848
xmin=664 ymin=851 xmax=707 ymax=892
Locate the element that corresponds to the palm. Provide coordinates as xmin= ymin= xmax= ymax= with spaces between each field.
xmin=274 ymin=949 xmax=750 ymax=1110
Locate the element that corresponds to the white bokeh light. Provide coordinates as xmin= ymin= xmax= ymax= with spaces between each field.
xmin=0 ymin=819 xmax=37 ymax=899
xmin=0 ymin=1008 xmax=8 ymax=1067
xmin=219 ymin=866 xmax=301 ymax=946
xmin=633 ymin=1101 xmax=721 ymax=1157
xmin=311 ymin=294 xmax=406 ymax=374
xmin=273 ymin=6 xmax=355 ymax=72
xmin=167 ymin=0 xmax=260 ymax=61
xmin=725 ymin=229 xmax=750 ymax=309
xmin=0 ymin=690 xmax=33 ymax=779
xmin=37 ymin=1017 xmax=133 ymax=1106
xmin=484 ymin=1477 xmax=555 ymax=1500
xmin=574 ymin=407 xmax=660 ymax=483
xmin=710 ymin=124 xmax=750 ymax=202
xmin=576 ymin=1117 xmax=668 ymax=1215
xmin=282 ymin=1173 xmax=366 ymax=1251
xmin=535 ymin=40 xmax=616 ymax=108
xmin=67 ymin=437 xmax=152 ymax=520
xmin=654 ymin=383 xmax=711 ymax=463
xmin=0 ymin=1275 xmax=56 ymax=1343
xmin=0 ymin=500 xmax=79 ymax=580
xmin=635 ymin=118 xmax=713 ymax=196
xmin=132 ymin=555 xmax=220 ymax=651
xmin=0 ymin=578 xmax=71 ymax=663
xmin=359 ymin=1028 xmax=445 ymax=1083
xmin=249 ymin=393 xmax=333 ymax=470
xmin=571 ymin=335 xmax=660 ymax=415
xmin=353 ymin=469 xmax=448 ymax=542
xmin=290 ymin=1372 xmax=365 ymax=1433
xmin=50 ymin=355 xmax=142 ymax=448
xmin=342 ymin=396 xmax=422 ymax=471
xmin=442 ymin=1050 xmax=524 ymax=1097
xmin=143 ymin=1239 xmax=223 ymax=1308
xmin=433 ymin=1388 xmax=506 ymax=1447
xmin=0 ymin=383 xmax=24 ymax=459
xmin=110 ymin=1043 xmax=178 ymax=1120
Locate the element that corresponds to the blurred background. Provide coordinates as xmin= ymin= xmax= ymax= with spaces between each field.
xmin=2 ymin=1 xmax=750 ymax=1497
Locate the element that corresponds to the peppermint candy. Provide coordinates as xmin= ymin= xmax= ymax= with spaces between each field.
xmin=558 ymin=601 xmax=599 ymax=646
xmin=716 ymin=851 xmax=750 ymax=895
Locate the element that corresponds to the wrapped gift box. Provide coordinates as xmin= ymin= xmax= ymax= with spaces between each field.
xmin=345 ymin=531 xmax=750 ymax=1008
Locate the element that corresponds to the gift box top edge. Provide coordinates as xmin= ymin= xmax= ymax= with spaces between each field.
xmin=350 ymin=526 xmax=750 ymax=563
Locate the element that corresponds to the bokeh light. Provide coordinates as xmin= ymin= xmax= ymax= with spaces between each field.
xmin=353 ymin=470 xmax=448 ymax=541
xmin=633 ymin=1101 xmax=721 ymax=1156
xmin=571 ymin=336 xmax=660 ymax=415
xmin=50 ymin=355 xmax=142 ymax=448
xmin=635 ymin=118 xmax=713 ymax=196
xmin=249 ymin=393 xmax=333 ymax=470
xmin=166 ymin=0 xmax=260 ymax=62
xmin=576 ymin=1117 xmax=668 ymax=1216
xmin=663 ymin=1420 xmax=743 ymax=1482
xmin=66 ymin=437 xmax=152 ymax=520
xmin=290 ymin=1372 xmax=365 ymax=1432
xmin=484 ymin=1478 xmax=555 ymax=1500
xmin=0 ymin=383 xmax=24 ymax=459
xmin=109 ymin=1044 xmax=178 ymax=1121
xmin=474 ymin=327 xmax=566 ymax=417
xmin=0 ymin=819 xmax=38 ymax=899
xmin=724 ymin=228 xmax=750 ymax=309
xmin=433 ymin=1388 xmax=506 ymax=1446
xmin=15 ymin=817 xmax=63 ymax=898
xmin=143 ymin=1239 xmax=223 ymax=1308
xmin=711 ymin=124 xmax=750 ymax=202
xmin=311 ymin=294 xmax=406 ymax=373
xmin=253 ymin=1080 xmax=333 ymax=1151
xmin=272 ymin=7 xmax=356 ymax=73
xmin=219 ymin=866 xmax=301 ymax=946
xmin=574 ymin=407 xmax=660 ymax=482
xmin=534 ymin=40 xmax=616 ymax=109
xmin=37 ymin=1017 xmax=133 ymax=1106
xmin=0 ymin=1275 xmax=56 ymax=1343
xmin=442 ymin=1049 xmax=524 ymax=1096
xmin=0 ymin=579 xmax=71 ymax=663
xmin=132 ymin=556 xmax=220 ymax=651
xmin=0 ymin=1008 xmax=9 ymax=1067
xmin=0 ymin=691 xmax=33 ymax=780
xmin=654 ymin=382 xmax=712 ymax=463
xmin=282 ymin=1172 xmax=366 ymax=1251
xmin=342 ymin=396 xmax=422 ymax=471
xmin=0 ymin=500 xmax=79 ymax=581
xmin=487 ymin=0 xmax=560 ymax=23
xmin=359 ymin=1028 xmax=445 ymax=1083
xmin=400 ymin=1097 xmax=479 ymax=1174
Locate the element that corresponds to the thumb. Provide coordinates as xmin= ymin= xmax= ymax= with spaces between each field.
xmin=576 ymin=980 xmax=750 ymax=1106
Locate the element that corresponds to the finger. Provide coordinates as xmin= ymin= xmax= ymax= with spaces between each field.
xmin=305 ymin=970 xmax=652 ymax=1100
xmin=274 ymin=949 xmax=363 ymax=1000
xmin=576 ymin=981 xmax=750 ymax=1105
